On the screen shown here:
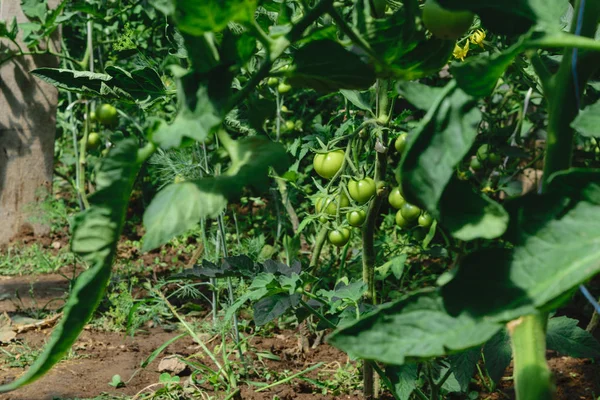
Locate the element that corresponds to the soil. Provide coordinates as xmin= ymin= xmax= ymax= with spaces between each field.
xmin=2 ymin=237 xmax=600 ymax=400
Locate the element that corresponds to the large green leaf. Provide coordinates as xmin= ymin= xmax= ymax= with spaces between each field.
xmin=286 ymin=40 xmax=376 ymax=92
xmin=151 ymin=67 xmax=230 ymax=149
xmin=437 ymin=0 xmax=569 ymax=35
xmin=142 ymin=137 xmax=290 ymax=251
xmin=451 ymin=38 xmax=526 ymax=98
xmin=400 ymin=82 xmax=508 ymax=240
xmin=439 ymin=178 xmax=510 ymax=241
xmin=396 ymin=81 xmax=447 ymax=111
xmin=0 ymin=140 xmax=143 ymax=392
xmin=572 ymin=100 xmax=600 ymax=138
xmin=327 ymin=290 xmax=502 ymax=365
xmin=171 ymin=0 xmax=257 ymax=36
xmin=547 ymin=316 xmax=600 ymax=358
xmin=442 ymin=170 xmax=600 ymax=321
xmin=31 ymin=66 xmax=166 ymax=107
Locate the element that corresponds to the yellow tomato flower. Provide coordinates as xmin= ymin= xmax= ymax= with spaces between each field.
xmin=453 ymin=41 xmax=469 ymax=61
xmin=470 ymin=29 xmax=486 ymax=48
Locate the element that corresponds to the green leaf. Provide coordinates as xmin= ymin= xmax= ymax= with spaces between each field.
xmin=31 ymin=67 xmax=166 ymax=107
xmin=386 ymin=364 xmax=418 ymax=400
xmin=0 ymin=140 xmax=142 ymax=393
xmin=442 ymin=171 xmax=600 ymax=322
xmin=152 ymin=67 xmax=230 ymax=149
xmin=253 ymin=293 xmax=300 ymax=326
xmin=328 ymin=290 xmax=502 ymax=365
xmin=31 ymin=68 xmax=112 ymax=95
xmin=21 ymin=0 xmax=47 ymax=24
xmin=400 ymin=83 xmax=507 ymax=240
xmin=436 ymin=0 xmax=570 ymax=35
xmin=572 ymin=100 xmax=600 ymax=138
xmin=340 ymin=90 xmax=372 ymax=112
xmin=172 ymin=0 xmax=258 ymax=36
xmin=287 ymin=40 xmax=376 ymax=92
xmin=483 ymin=329 xmax=512 ymax=384
xmin=143 ymin=137 xmax=289 ymax=251
xmin=401 ymin=83 xmax=480 ymax=210
xmin=547 ymin=316 xmax=600 ymax=358
xmin=439 ymin=179 xmax=509 ymax=241
xmin=396 ymin=81 xmax=447 ymax=111
xmin=452 ymin=39 xmax=526 ymax=98
xmin=449 ymin=349 xmax=480 ymax=392
xmin=0 ymin=17 xmax=18 ymax=40
xmin=142 ymin=181 xmax=228 ymax=252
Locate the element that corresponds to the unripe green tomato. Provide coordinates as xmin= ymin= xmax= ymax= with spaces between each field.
xmin=316 ymin=192 xmax=350 ymax=215
xmin=278 ymin=82 xmax=292 ymax=94
xmin=418 ymin=212 xmax=434 ymax=228
xmin=395 ymin=210 xmax=412 ymax=228
xmin=328 ymin=228 xmax=351 ymax=247
xmin=318 ymin=215 xmax=329 ymax=224
xmin=388 ymin=187 xmax=406 ymax=209
xmin=87 ymin=132 xmax=101 ymax=150
xmin=89 ymin=111 xmax=97 ymax=122
xmin=476 ymin=144 xmax=490 ymax=161
xmin=394 ymin=133 xmax=408 ymax=154
xmin=348 ymin=177 xmax=376 ymax=204
xmin=422 ymin=0 xmax=475 ymax=40
xmin=285 ymin=120 xmax=295 ymax=131
xmin=313 ymin=150 xmax=345 ymax=179
xmin=470 ymin=157 xmax=482 ymax=171
xmin=347 ymin=210 xmax=367 ymax=227
xmin=96 ymin=104 xmax=119 ymax=126
xmin=281 ymin=105 xmax=289 ymax=113
xmin=267 ymin=77 xmax=279 ymax=86
xmin=101 ymin=148 xmax=109 ymax=157
xmin=488 ymin=152 xmax=502 ymax=166
xmin=401 ymin=203 xmax=421 ymax=221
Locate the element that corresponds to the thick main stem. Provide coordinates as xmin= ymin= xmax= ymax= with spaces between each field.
xmin=362 ymin=79 xmax=391 ymax=400
xmin=508 ymin=316 xmax=554 ymax=400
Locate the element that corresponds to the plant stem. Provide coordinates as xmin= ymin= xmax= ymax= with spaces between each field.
xmin=508 ymin=316 xmax=554 ymax=400
xmin=309 ymin=226 xmax=329 ymax=271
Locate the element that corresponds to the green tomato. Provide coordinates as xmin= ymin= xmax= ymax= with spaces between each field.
xmin=422 ymin=0 xmax=475 ymax=40
xmin=401 ymin=203 xmax=421 ymax=221
xmin=395 ymin=210 xmax=412 ymax=228
xmin=348 ymin=177 xmax=376 ymax=204
xmin=328 ymin=228 xmax=351 ymax=247
xmin=476 ymin=144 xmax=490 ymax=161
xmin=278 ymin=82 xmax=292 ymax=94
xmin=394 ymin=133 xmax=408 ymax=154
xmin=96 ymin=104 xmax=119 ymax=126
xmin=281 ymin=105 xmax=289 ymax=113
xmin=418 ymin=212 xmax=434 ymax=228
xmin=488 ymin=152 xmax=502 ymax=166
xmin=86 ymin=132 xmax=101 ymax=150
xmin=285 ymin=120 xmax=295 ymax=131
xmin=316 ymin=192 xmax=350 ymax=215
xmin=347 ymin=210 xmax=366 ymax=227
xmin=388 ymin=187 xmax=406 ymax=209
xmin=89 ymin=111 xmax=97 ymax=122
xmin=267 ymin=77 xmax=279 ymax=86
xmin=470 ymin=157 xmax=482 ymax=171
xmin=313 ymin=150 xmax=345 ymax=179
